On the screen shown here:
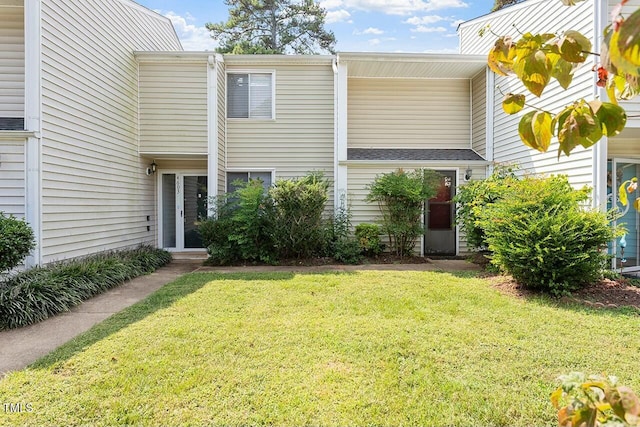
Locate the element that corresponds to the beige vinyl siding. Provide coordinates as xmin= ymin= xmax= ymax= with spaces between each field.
xmin=139 ymin=61 xmax=208 ymax=154
xmin=40 ymin=0 xmax=181 ymax=262
xmin=611 ymin=0 xmax=640 ymax=128
xmin=461 ymin=0 xmax=595 ymax=189
xmin=348 ymin=78 xmax=470 ymax=149
xmin=226 ymin=63 xmax=334 ymax=185
xmin=0 ymin=3 xmax=24 ymax=119
xmin=608 ymin=137 xmax=640 ymax=158
xmin=347 ymin=164 xmax=485 ymax=255
xmin=0 ymin=140 xmax=25 ymax=217
xmin=217 ymin=60 xmax=226 ymax=195
xmin=471 ymin=71 xmax=486 ymax=157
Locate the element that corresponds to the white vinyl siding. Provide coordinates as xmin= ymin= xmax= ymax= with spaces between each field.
xmin=471 ymin=71 xmax=486 ymax=158
xmin=40 ymin=0 xmax=181 ymax=262
xmin=139 ymin=61 xmax=208 ymax=154
xmin=0 ymin=3 xmax=24 ymax=119
xmin=0 ymin=140 xmax=25 ymax=217
xmin=217 ymin=61 xmax=226 ymax=195
xmin=460 ymin=0 xmax=595 ymax=189
xmin=226 ymin=63 xmax=334 ymax=193
xmin=348 ymin=78 xmax=471 ymax=149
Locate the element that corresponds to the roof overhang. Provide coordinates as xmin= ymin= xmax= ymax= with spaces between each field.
xmin=338 ymin=52 xmax=487 ymax=79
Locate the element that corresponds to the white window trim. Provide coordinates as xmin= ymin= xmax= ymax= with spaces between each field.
xmin=226 ymin=70 xmax=276 ymax=121
xmin=226 ymin=168 xmax=276 ymax=192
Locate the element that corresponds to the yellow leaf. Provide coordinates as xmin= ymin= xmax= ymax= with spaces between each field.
xmin=502 ymin=93 xmax=526 ymax=114
xmin=634 ymin=198 xmax=640 ymax=211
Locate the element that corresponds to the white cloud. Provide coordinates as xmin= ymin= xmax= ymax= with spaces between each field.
xmin=324 ymin=0 xmax=468 ymax=15
xmin=320 ymin=0 xmax=345 ymax=9
xmin=411 ymin=25 xmax=448 ymax=33
xmin=363 ymin=27 xmax=384 ymax=34
xmin=451 ymin=19 xmax=465 ymax=27
xmin=326 ymin=9 xmax=353 ymax=23
xmin=163 ymin=11 xmax=218 ymax=51
xmin=369 ymin=38 xmax=382 ymax=46
xmin=404 ymin=15 xmax=446 ymax=25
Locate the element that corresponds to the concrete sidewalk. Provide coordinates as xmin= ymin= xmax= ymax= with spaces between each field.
xmin=0 ymin=260 xmax=201 ymax=377
xmin=0 ymin=258 xmax=480 ymax=377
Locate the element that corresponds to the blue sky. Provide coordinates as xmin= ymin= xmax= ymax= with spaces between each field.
xmin=136 ymin=0 xmax=495 ymax=53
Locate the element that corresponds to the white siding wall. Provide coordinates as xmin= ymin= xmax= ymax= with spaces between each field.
xmin=226 ymin=63 xmax=334 ymax=182
xmin=348 ymin=78 xmax=470 ymax=149
xmin=0 ymin=140 xmax=25 ymax=217
xmin=40 ymin=0 xmax=181 ymax=262
xmin=217 ymin=60 xmax=226 ymax=196
xmin=471 ymin=71 xmax=486 ymax=157
xmin=611 ymin=0 xmax=640 ymax=128
xmin=139 ymin=61 xmax=208 ymax=154
xmin=0 ymin=2 xmax=24 ymax=119
xmin=460 ymin=0 xmax=596 ymax=189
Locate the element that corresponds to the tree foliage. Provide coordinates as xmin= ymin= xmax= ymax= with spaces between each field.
xmin=484 ymin=0 xmax=640 ymax=158
xmin=491 ymin=0 xmax=526 ymax=12
xmin=206 ymin=0 xmax=336 ymax=54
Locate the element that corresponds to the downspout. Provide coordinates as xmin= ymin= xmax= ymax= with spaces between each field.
xmin=593 ymin=0 xmax=608 ymax=212
xmin=207 ymin=55 xmax=218 ymax=217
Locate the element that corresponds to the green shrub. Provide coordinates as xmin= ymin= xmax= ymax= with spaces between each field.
xmin=453 ymin=166 xmax=519 ymax=251
xmin=355 ymin=223 xmax=383 ymax=256
xmin=480 ymin=175 xmax=615 ymax=295
xmin=0 ymin=213 xmax=36 ymax=272
xmin=200 ymin=180 xmax=276 ymax=265
xmin=0 ymin=246 xmax=171 ymax=329
xmin=366 ymin=169 xmax=440 ymax=257
xmin=333 ymin=238 xmax=362 ymax=264
xmin=270 ymin=173 xmax=329 ymax=259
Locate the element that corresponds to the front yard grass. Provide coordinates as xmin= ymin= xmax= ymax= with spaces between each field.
xmin=1 ymin=270 xmax=639 ymax=426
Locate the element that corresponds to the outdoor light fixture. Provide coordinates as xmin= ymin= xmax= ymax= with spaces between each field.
xmin=464 ymin=167 xmax=473 ymax=181
xmin=146 ymin=161 xmax=157 ymax=176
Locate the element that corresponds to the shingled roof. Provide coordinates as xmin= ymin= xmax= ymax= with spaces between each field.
xmin=347 ymin=148 xmax=485 ymax=161
xmin=0 ymin=118 xmax=25 ymax=131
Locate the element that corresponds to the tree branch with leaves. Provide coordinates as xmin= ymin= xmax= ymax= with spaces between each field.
xmin=484 ymin=0 xmax=639 ymax=158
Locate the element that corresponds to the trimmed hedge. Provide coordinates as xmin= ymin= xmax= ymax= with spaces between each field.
xmin=0 ymin=246 xmax=172 ymax=329
xmin=0 ymin=213 xmax=35 ymax=273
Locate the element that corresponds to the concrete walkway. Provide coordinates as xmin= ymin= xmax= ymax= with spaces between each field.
xmin=0 ymin=258 xmax=479 ymax=377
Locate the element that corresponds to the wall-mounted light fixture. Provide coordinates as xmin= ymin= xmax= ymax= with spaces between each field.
xmin=464 ymin=167 xmax=473 ymax=181
xmin=146 ymin=161 xmax=157 ymax=176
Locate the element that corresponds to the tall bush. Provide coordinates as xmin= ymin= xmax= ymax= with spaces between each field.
xmin=453 ymin=166 xmax=519 ymax=251
xmin=480 ymin=175 xmax=615 ymax=295
xmin=0 ymin=213 xmax=35 ymax=273
xmin=199 ymin=179 xmax=276 ymax=265
xmin=366 ymin=169 xmax=440 ymax=257
xmin=270 ymin=173 xmax=329 ymax=259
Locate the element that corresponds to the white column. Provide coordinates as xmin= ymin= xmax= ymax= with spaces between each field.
xmin=24 ymin=0 xmax=42 ymax=267
xmin=207 ymin=55 xmax=219 ymax=217
xmin=592 ymin=0 xmax=609 ymax=211
xmin=485 ymin=68 xmax=495 ymax=176
xmin=334 ymin=58 xmax=348 ymax=211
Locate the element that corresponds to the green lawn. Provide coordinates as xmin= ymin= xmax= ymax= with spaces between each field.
xmin=1 ymin=270 xmax=639 ymax=426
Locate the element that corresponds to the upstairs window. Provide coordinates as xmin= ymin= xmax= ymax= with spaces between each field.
xmin=227 ymin=73 xmax=274 ymax=119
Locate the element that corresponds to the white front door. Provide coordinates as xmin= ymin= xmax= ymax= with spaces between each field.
xmin=160 ymin=172 xmax=208 ymax=251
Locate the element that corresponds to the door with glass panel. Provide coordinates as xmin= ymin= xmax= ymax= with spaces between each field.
xmin=161 ymin=173 xmax=208 ymax=251
xmin=609 ymin=159 xmax=640 ymax=271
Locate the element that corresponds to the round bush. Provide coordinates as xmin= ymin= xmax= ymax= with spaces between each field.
xmin=480 ymin=176 xmax=615 ymax=296
xmin=0 ymin=213 xmax=35 ymax=272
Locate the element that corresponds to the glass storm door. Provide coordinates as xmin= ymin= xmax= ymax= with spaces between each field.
xmin=609 ymin=160 xmax=640 ymax=271
xmin=161 ymin=173 xmax=208 ymax=251
xmin=424 ymin=170 xmax=456 ymax=255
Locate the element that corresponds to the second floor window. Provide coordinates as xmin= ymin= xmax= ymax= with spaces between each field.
xmin=227 ymin=73 xmax=274 ymax=119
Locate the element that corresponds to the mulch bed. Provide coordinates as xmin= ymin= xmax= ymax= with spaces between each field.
xmin=491 ymin=276 xmax=640 ymax=311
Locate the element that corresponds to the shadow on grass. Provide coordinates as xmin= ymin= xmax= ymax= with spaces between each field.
xmin=28 ymin=270 xmax=358 ymax=370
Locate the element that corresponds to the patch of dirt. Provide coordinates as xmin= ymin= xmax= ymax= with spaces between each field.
xmin=491 ymin=276 xmax=640 ymax=311
xmin=204 ymin=255 xmax=432 ymax=267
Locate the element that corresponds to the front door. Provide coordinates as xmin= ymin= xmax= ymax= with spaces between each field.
xmin=160 ymin=173 xmax=208 ymax=251
xmin=424 ymin=170 xmax=456 ymax=255
xmin=609 ymin=159 xmax=640 ymax=271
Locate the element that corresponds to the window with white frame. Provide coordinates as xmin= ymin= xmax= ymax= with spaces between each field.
xmin=227 ymin=73 xmax=274 ymax=119
xmin=227 ymin=171 xmax=273 ymax=193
